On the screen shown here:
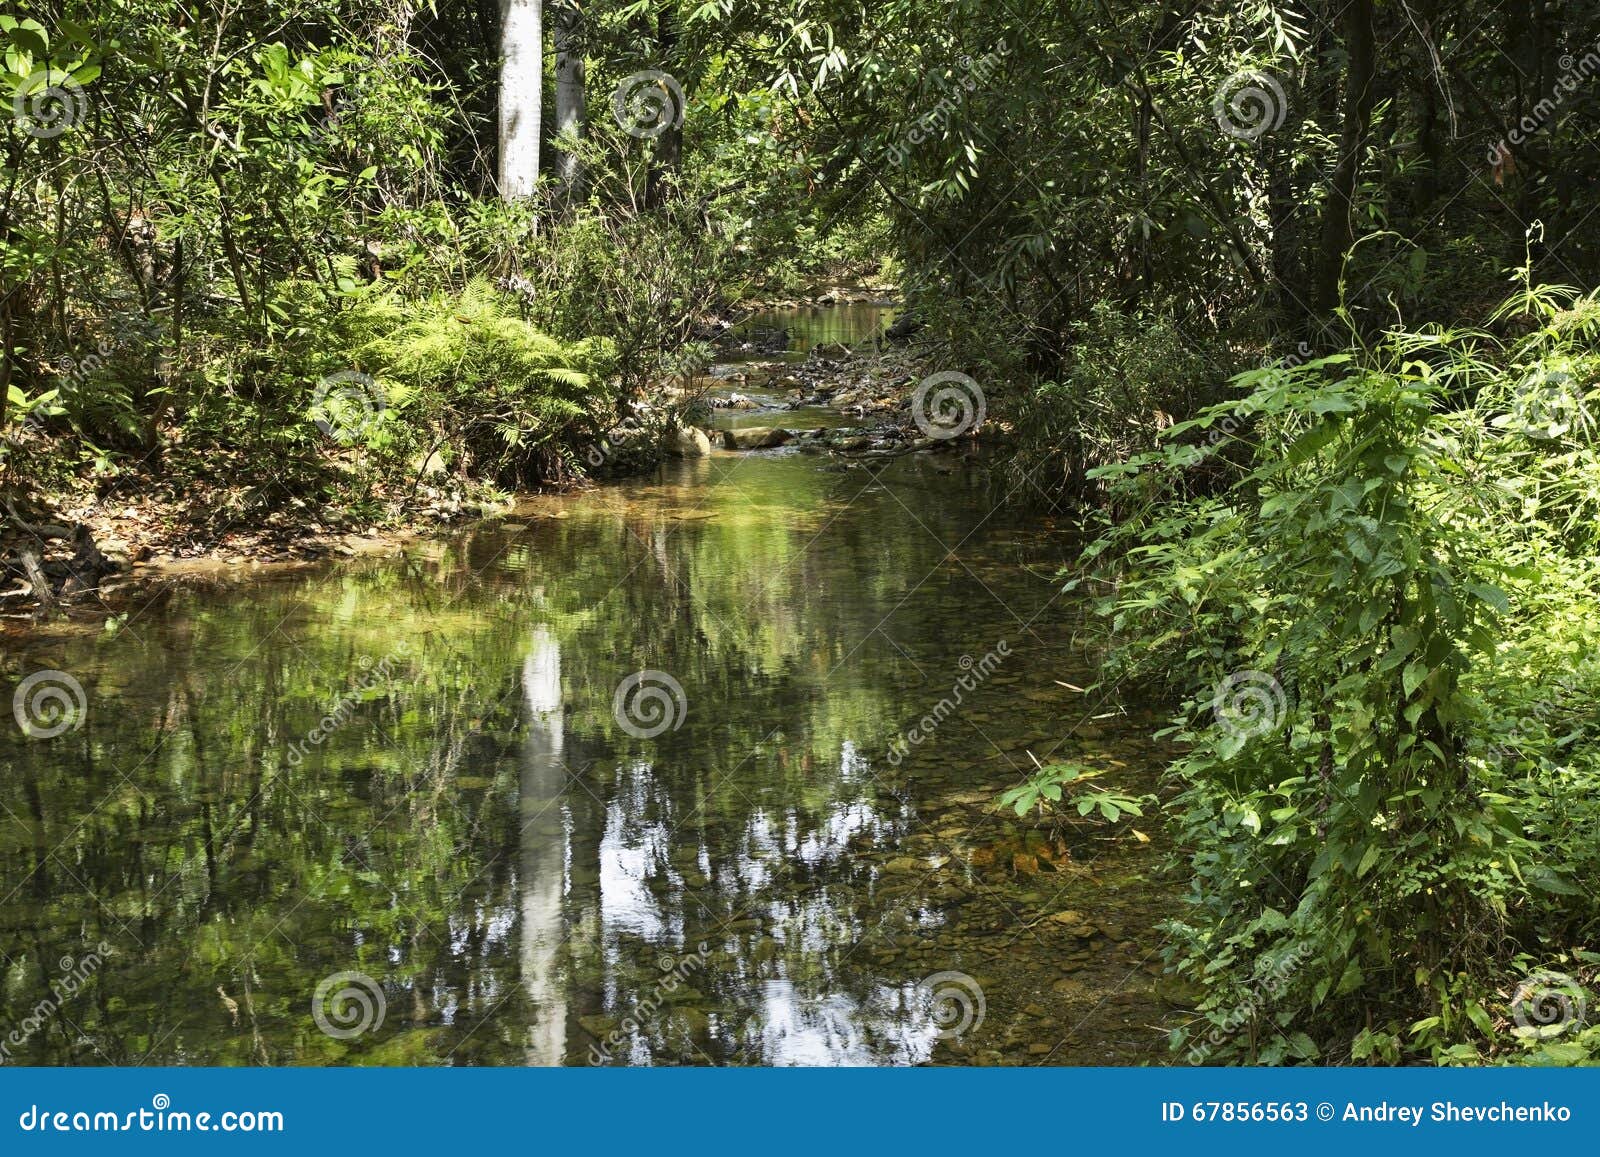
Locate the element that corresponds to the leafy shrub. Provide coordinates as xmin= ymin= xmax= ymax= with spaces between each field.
xmin=1080 ymin=288 xmax=1600 ymax=1064
xmin=366 ymin=279 xmax=614 ymax=486
xmin=1002 ymin=304 xmax=1241 ymax=504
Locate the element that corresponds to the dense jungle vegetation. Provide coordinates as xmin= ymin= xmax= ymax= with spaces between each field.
xmin=4 ymin=0 xmax=1600 ymax=1065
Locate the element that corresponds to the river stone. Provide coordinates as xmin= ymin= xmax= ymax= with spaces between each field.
xmin=1154 ymin=977 xmax=1207 ymax=1007
xmin=667 ymin=425 xmax=712 ymax=457
xmin=660 ymin=986 xmax=705 ymax=1005
xmin=579 ymin=1014 xmax=619 ymax=1037
xmin=1048 ymin=911 xmax=1097 ymax=939
xmin=665 ymin=1007 xmax=712 ymax=1038
xmin=722 ymin=426 xmax=794 ymax=450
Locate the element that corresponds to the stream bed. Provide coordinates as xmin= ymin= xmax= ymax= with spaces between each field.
xmin=0 ymin=307 xmax=1175 ymax=1067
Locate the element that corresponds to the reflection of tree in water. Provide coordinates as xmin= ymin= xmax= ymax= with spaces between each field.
xmin=0 ymin=456 xmax=1057 ymax=1064
xmin=519 ymin=627 xmax=567 ymax=1065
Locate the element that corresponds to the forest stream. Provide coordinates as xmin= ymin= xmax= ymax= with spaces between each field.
xmin=0 ymin=305 xmax=1173 ymax=1067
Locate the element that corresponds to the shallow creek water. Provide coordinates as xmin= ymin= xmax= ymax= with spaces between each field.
xmin=0 ymin=309 xmax=1174 ymax=1067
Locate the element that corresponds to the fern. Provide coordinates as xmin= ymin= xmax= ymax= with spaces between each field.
xmin=361 ymin=279 xmax=615 ymax=482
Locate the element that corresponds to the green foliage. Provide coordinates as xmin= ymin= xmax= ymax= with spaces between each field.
xmin=2 ymin=0 xmax=879 ymax=518
xmin=1082 ymin=287 xmax=1600 ymax=1064
xmin=521 ymin=196 xmax=734 ymax=394
xmin=1004 ymin=304 xmax=1241 ymax=503
xmin=999 ymin=760 xmax=1150 ymax=825
xmin=366 ymin=280 xmax=614 ymax=484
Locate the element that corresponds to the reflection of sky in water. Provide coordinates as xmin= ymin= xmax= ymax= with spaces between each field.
xmin=751 ymin=979 xmax=936 ymax=1066
xmin=599 ymin=788 xmax=672 ymax=942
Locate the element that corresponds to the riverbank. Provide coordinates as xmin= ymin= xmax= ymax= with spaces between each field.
xmin=3 ymin=298 xmax=966 ymax=624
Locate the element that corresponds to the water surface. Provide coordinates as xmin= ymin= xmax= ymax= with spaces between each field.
xmin=1 ymin=328 xmax=1171 ymax=1068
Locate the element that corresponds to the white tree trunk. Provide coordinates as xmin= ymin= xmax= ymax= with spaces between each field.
xmin=553 ymin=4 xmax=585 ymax=196
xmin=498 ymin=0 xmax=543 ymax=199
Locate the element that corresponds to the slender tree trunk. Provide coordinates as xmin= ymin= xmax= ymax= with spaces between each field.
xmin=553 ymin=2 xmax=585 ymax=201
xmin=645 ymin=10 xmax=681 ymax=208
xmin=1313 ymin=0 xmax=1377 ymax=313
xmin=498 ymin=0 xmax=543 ymax=199
xmin=0 ymin=294 xmax=13 ymax=433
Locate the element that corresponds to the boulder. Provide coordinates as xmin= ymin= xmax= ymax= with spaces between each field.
xmin=667 ymin=426 xmax=712 ymax=458
xmin=722 ymin=427 xmax=794 ymax=450
xmin=884 ymin=312 xmax=923 ymax=342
